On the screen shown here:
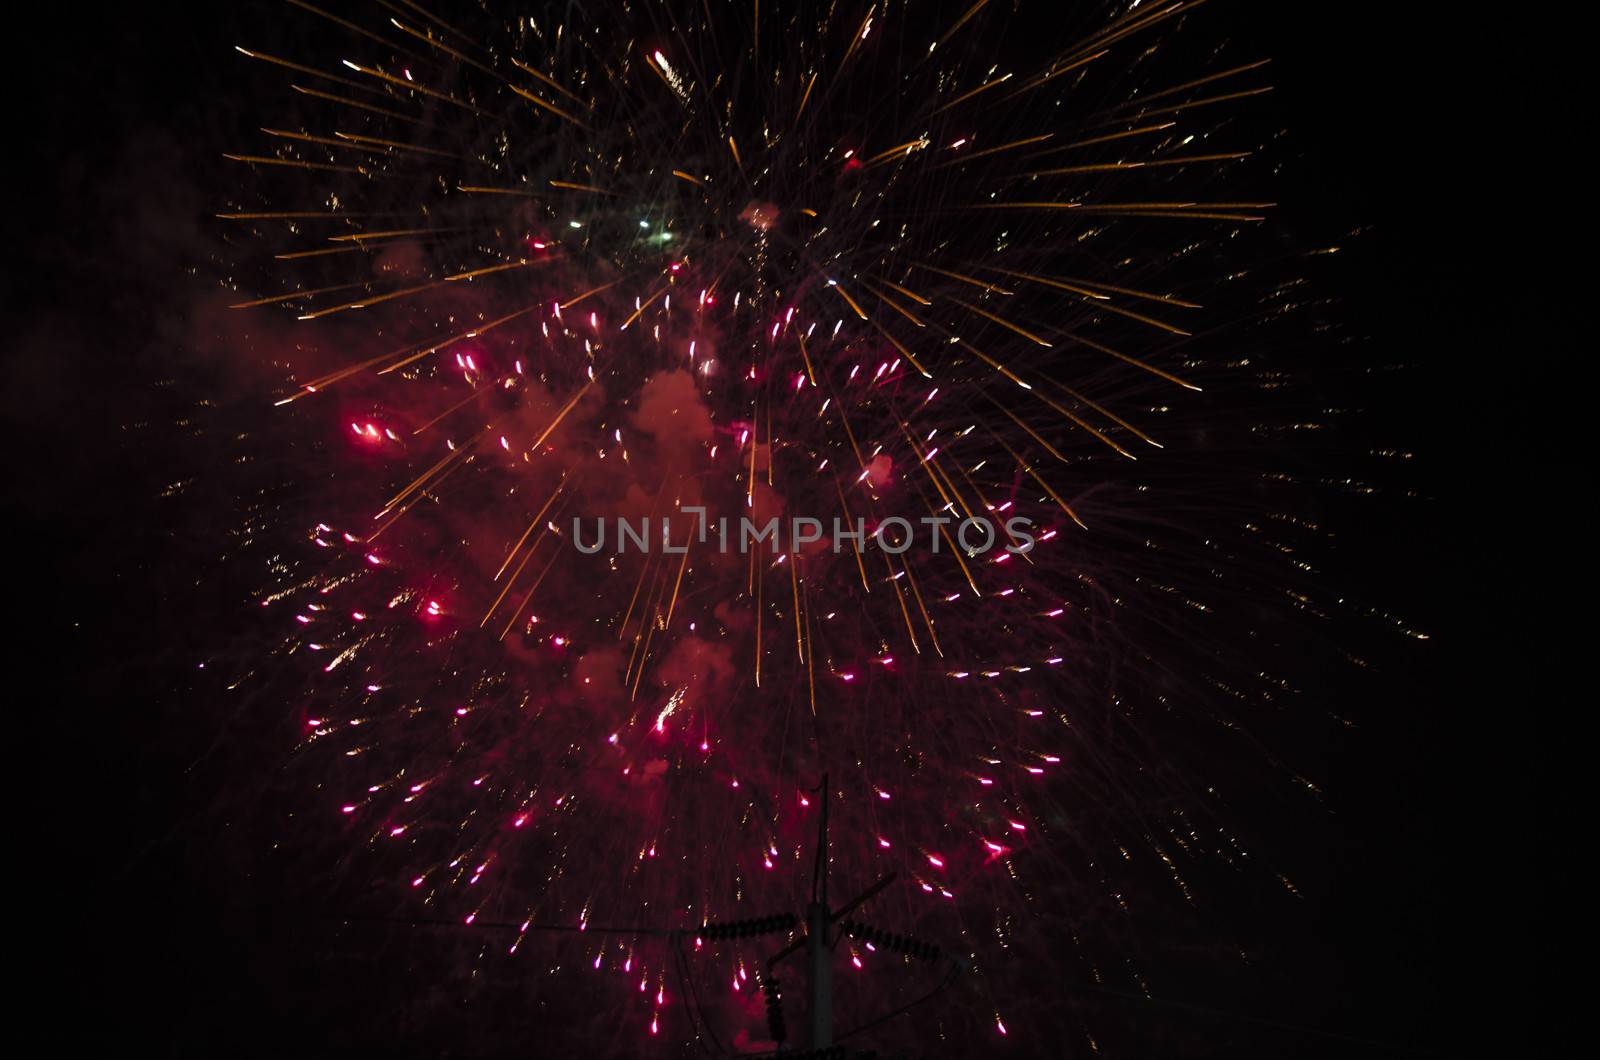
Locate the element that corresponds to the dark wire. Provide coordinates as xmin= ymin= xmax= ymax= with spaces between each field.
xmin=672 ymin=931 xmax=730 ymax=1058
xmin=670 ymin=934 xmax=717 ymax=1057
xmin=835 ymin=964 xmax=961 ymax=1042
xmin=325 ymin=912 xmax=679 ymax=936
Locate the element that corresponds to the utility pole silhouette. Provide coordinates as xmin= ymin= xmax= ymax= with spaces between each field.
xmin=753 ymin=773 xmax=957 ymax=1055
xmin=334 ymin=772 xmax=961 ymax=1056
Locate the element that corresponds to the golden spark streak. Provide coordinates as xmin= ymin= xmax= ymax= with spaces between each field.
xmin=929 ymin=134 xmax=1054 ymax=170
xmin=509 ymin=83 xmax=589 ymax=127
xmin=230 ymin=282 xmax=367 ymax=309
xmin=276 ymin=351 xmax=395 ymax=403
xmin=1058 ymin=330 xmax=1202 ymax=391
xmin=628 ymin=565 xmax=681 ymax=674
xmin=946 ymin=460 xmax=1034 ymax=561
xmin=790 ymin=551 xmax=804 ymax=664
xmin=832 ymin=283 xmax=869 ymax=320
xmin=494 ymin=477 xmax=569 ymax=580
xmin=388 ymin=0 xmax=474 ymax=43
xmin=1069 ymin=280 xmax=1199 ymax=308
xmin=984 ymin=267 xmax=1108 ymax=300
xmin=1098 ymin=210 xmax=1267 ymax=220
xmin=915 ymin=440 xmax=980 ymax=523
xmin=1019 ymin=153 xmax=1249 ymax=177
xmin=510 ymin=59 xmax=587 ymax=106
xmin=957 ymin=339 xmax=1032 ymax=391
xmin=286 ymin=0 xmax=428 ymax=62
xmin=530 ymin=380 xmax=594 ymax=451
xmin=234 ymin=46 xmax=368 ymax=91
xmin=1048 ymin=380 xmax=1163 ymax=448
xmin=217 ymin=211 xmax=386 ymax=220
xmin=620 ymin=284 xmax=668 ymax=331
xmin=624 ymin=561 xmax=670 ymax=689
xmin=864 ymin=139 xmax=929 ymax=166
xmin=618 ymin=541 xmax=662 ymax=642
xmin=383 ymin=436 xmax=475 ymax=511
xmin=296 ymin=256 xmax=492 ymax=319
xmin=275 ymin=247 xmax=369 ymax=261
xmin=559 ymin=280 xmax=621 ymax=310
xmin=378 ymin=301 xmax=546 ymax=375
xmin=367 ymin=490 xmax=432 ymax=543
xmin=1082 ymin=298 xmax=1193 ymax=336
xmin=411 ymin=382 xmax=496 ymax=436
xmin=1002 ymin=50 xmax=1108 ymax=101
xmin=457 ymin=184 xmax=542 ymax=197
xmin=834 ymin=479 xmax=871 ymax=593
xmin=259 ymin=128 xmax=396 ymax=156
xmin=873 ymin=278 xmax=932 ymax=305
xmin=549 ymin=180 xmax=616 ymax=195
xmin=869 ymin=320 xmax=932 ymax=379
xmin=1064 ymin=0 xmax=1200 ymax=65
xmin=913 ymin=263 xmax=1013 ymax=295
xmin=931 ymin=73 xmax=1013 ymax=115
xmin=499 ymin=548 xmax=563 ymax=641
xmin=839 ymin=11 xmax=875 ymax=68
xmin=997 ymin=436 xmax=1087 ymax=529
xmin=796 ymin=333 xmax=817 ymax=386
xmin=881 ymin=550 xmax=921 ymax=655
xmin=992 ymin=389 xmax=1134 ymax=460
xmin=992 ymin=268 xmax=1198 ymax=308
xmin=483 ymin=528 xmax=548 ymax=627
xmin=387 ymin=17 xmax=498 ymax=78
xmin=340 ymin=60 xmax=487 ymax=114
xmin=970 ymin=200 xmax=1272 ymax=211
xmin=896 ymin=431 xmax=981 ymax=596
xmin=932 ymin=0 xmax=990 ymax=52
xmin=795 ymin=71 xmax=818 ymax=125
xmin=900 ymin=560 xmax=943 ymax=657
xmin=327 ymin=226 xmax=474 ymax=242
xmin=946 ymin=295 xmax=1052 ymax=347
xmin=291 ymin=84 xmax=427 ymax=124
xmin=335 ymin=131 xmax=459 ymax=158
xmin=984 ymin=267 xmax=1191 ymax=335
xmin=223 ymin=154 xmax=364 ymax=174
xmin=1123 ymin=86 xmax=1274 ymax=120
xmin=447 ymin=260 xmax=537 ymax=282
xmin=862 ymin=283 xmax=928 ymax=328
xmin=747 ymin=405 xmax=759 ymax=511
xmin=1022 ymin=123 xmax=1177 ymax=161
xmin=664 ymin=540 xmax=692 ymax=631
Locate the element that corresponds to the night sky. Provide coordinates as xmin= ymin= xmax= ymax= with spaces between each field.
xmin=9 ymin=2 xmax=1565 ymax=1057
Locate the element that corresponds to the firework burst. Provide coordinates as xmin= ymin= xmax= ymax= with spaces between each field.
xmin=212 ymin=0 xmax=1353 ymax=1052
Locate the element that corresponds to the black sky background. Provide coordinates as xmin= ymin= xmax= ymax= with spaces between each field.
xmin=7 ymin=2 xmax=1569 ymax=1056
